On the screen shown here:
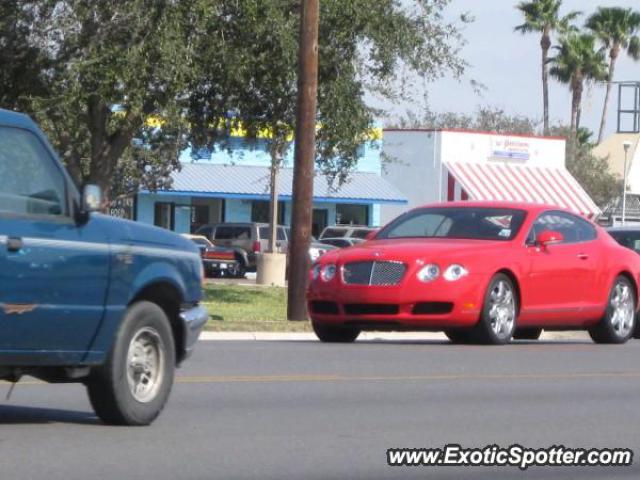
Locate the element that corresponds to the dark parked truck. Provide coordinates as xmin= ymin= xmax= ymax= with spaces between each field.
xmin=0 ymin=109 xmax=208 ymax=425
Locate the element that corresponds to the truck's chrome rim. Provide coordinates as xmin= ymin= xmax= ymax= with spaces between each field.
xmin=127 ymin=327 xmax=164 ymax=403
xmin=489 ymin=280 xmax=515 ymax=339
xmin=610 ymin=282 xmax=635 ymax=338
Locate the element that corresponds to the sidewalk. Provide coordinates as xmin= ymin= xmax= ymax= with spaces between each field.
xmin=199 ymin=331 xmax=592 ymax=341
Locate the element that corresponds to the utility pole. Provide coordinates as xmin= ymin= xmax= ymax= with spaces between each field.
xmin=288 ymin=0 xmax=319 ymax=321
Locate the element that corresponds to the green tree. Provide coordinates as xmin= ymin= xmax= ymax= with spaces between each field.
xmin=586 ymin=7 xmax=640 ymax=143
xmin=515 ymin=0 xmax=580 ymax=135
xmin=0 ymin=1 xmax=51 ymax=112
xmin=549 ymin=33 xmax=608 ymax=136
xmin=187 ymin=0 xmax=466 ymax=184
xmin=391 ymin=106 xmax=540 ymax=135
xmin=0 ymin=0 xmax=202 ymax=203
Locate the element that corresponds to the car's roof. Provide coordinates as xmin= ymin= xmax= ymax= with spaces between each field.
xmin=323 ymin=225 xmax=373 ymax=230
xmin=415 ymin=201 xmax=570 ymax=214
xmin=182 ymin=234 xmax=209 ymax=240
xmin=202 ymin=222 xmax=285 ymax=228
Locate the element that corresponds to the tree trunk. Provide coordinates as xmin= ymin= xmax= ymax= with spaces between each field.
xmin=571 ymin=77 xmax=583 ymax=137
xmin=597 ymin=47 xmax=619 ymax=144
xmin=541 ymin=31 xmax=551 ymax=136
xmin=267 ymin=155 xmax=280 ymax=253
xmin=287 ymin=0 xmax=319 ymax=321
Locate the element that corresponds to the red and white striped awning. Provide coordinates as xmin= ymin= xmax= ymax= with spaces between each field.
xmin=445 ymin=161 xmax=601 ymax=218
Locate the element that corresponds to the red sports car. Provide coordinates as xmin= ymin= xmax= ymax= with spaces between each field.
xmin=307 ymin=202 xmax=640 ymax=345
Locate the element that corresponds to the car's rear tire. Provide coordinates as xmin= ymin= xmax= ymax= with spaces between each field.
xmin=472 ymin=273 xmax=518 ymax=345
xmin=444 ymin=329 xmax=474 ymax=344
xmin=86 ymin=301 xmax=175 ymax=426
xmin=513 ymin=328 xmax=543 ymax=340
xmin=589 ymin=276 xmax=636 ymax=344
xmin=312 ymin=322 xmax=360 ymax=343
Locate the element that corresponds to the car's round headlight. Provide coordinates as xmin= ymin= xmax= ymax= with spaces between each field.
xmin=321 ymin=264 xmax=337 ymax=282
xmin=311 ymin=264 xmax=322 ymax=281
xmin=443 ymin=264 xmax=468 ymax=281
xmin=417 ymin=264 xmax=440 ymax=282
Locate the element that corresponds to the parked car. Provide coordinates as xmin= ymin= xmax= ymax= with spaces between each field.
xmin=0 ymin=109 xmax=208 ymax=425
xmin=319 ymin=225 xmax=376 ymax=241
xmin=606 ymin=226 xmax=640 ymax=254
xmin=308 ymin=202 xmax=640 ymax=345
xmin=182 ymin=234 xmax=243 ymax=278
xmin=308 ymin=236 xmax=337 ymax=262
xmin=195 ymin=222 xmax=284 ymax=271
xmin=319 ymin=237 xmax=365 ymax=248
xmin=195 ymin=222 xmax=336 ymax=269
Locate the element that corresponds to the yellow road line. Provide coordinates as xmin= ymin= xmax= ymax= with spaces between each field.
xmin=175 ymin=371 xmax=640 ymax=384
xmin=2 ymin=371 xmax=640 ymax=387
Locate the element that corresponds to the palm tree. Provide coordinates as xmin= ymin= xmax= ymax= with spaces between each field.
xmin=586 ymin=7 xmax=640 ymax=143
xmin=515 ymin=0 xmax=581 ymax=135
xmin=549 ymin=33 xmax=608 ymax=136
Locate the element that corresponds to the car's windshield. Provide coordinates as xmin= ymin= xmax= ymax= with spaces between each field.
xmin=377 ymin=207 xmax=527 ymax=241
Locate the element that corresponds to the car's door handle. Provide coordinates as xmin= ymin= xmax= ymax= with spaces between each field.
xmin=7 ymin=237 xmax=23 ymax=252
xmin=577 ymin=253 xmax=589 ymax=260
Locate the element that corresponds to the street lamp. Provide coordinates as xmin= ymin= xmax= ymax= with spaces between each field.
xmin=622 ymin=141 xmax=633 ymax=225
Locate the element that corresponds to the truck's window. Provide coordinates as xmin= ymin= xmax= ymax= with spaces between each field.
xmin=215 ymin=226 xmax=251 ymax=240
xmin=351 ymin=229 xmax=372 ymax=239
xmin=0 ymin=127 xmax=67 ymax=217
xmin=259 ymin=227 xmax=286 ymax=240
xmin=321 ymin=228 xmax=346 ymax=239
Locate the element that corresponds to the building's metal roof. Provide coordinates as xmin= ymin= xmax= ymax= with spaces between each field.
xmin=157 ymin=163 xmax=407 ymax=204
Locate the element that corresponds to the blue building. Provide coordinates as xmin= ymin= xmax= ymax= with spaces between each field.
xmin=134 ymin=134 xmax=407 ymax=237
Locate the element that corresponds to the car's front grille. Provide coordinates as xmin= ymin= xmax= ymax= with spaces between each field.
xmin=342 ymin=261 xmax=406 ymax=286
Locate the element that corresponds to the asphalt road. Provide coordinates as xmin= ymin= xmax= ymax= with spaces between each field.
xmin=1 ymin=338 xmax=640 ymax=480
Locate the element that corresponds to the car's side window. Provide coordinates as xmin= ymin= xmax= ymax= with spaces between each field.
xmin=0 ymin=127 xmax=67 ymax=217
xmin=529 ymin=211 xmax=596 ymax=244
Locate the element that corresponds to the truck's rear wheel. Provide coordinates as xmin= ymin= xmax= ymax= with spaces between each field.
xmin=86 ymin=301 xmax=175 ymax=426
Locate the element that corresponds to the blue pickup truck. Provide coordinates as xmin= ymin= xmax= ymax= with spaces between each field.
xmin=0 ymin=109 xmax=208 ymax=425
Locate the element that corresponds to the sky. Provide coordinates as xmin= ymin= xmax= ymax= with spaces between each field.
xmin=372 ymin=0 xmax=640 ymax=137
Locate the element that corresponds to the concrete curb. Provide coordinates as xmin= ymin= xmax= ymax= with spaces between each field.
xmin=199 ymin=331 xmax=592 ymax=342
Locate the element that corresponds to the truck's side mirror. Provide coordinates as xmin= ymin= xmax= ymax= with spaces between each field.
xmin=82 ymin=184 xmax=102 ymax=213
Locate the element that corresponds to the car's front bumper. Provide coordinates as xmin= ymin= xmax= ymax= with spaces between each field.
xmin=307 ymin=274 xmax=486 ymax=330
xmin=179 ymin=304 xmax=209 ymax=362
xmin=203 ymin=259 xmax=239 ymax=273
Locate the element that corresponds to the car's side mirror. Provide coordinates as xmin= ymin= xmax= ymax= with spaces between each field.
xmin=82 ymin=184 xmax=102 ymax=213
xmin=76 ymin=184 xmax=102 ymax=224
xmin=536 ymin=230 xmax=564 ymax=247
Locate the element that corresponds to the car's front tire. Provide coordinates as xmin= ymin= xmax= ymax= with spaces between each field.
xmin=589 ymin=276 xmax=636 ymax=344
xmin=86 ymin=301 xmax=176 ymax=426
xmin=472 ymin=273 xmax=518 ymax=345
xmin=312 ymin=322 xmax=360 ymax=343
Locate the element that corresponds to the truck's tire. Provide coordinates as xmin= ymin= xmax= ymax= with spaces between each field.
xmin=86 ymin=301 xmax=176 ymax=426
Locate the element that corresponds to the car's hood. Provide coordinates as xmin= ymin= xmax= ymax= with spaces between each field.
xmin=322 ymin=238 xmax=512 ymax=264
xmin=90 ymin=214 xmax=199 ymax=254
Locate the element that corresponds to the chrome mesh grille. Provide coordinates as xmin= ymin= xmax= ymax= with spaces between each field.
xmin=342 ymin=261 xmax=406 ymax=286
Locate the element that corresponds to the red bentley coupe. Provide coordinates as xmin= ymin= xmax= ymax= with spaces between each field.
xmin=307 ymin=202 xmax=640 ymax=345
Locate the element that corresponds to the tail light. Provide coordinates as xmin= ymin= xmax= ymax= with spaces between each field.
xmin=253 ymin=241 xmax=261 ymax=253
